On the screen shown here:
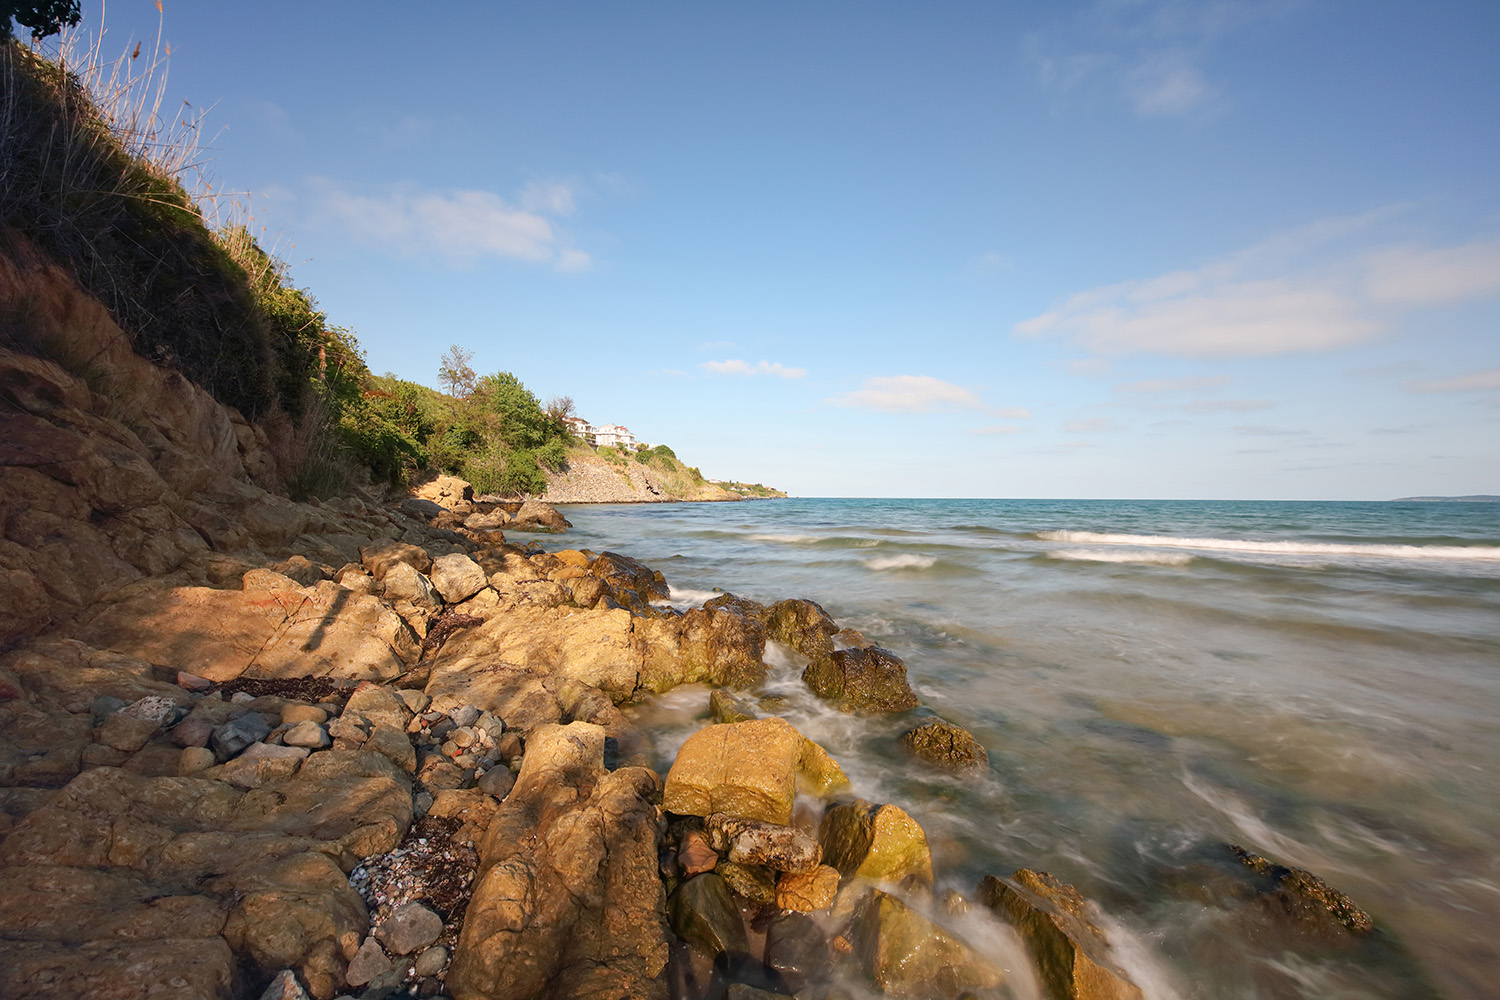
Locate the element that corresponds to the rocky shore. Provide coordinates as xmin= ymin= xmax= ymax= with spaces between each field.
xmin=0 ymin=246 xmax=1383 ymax=1000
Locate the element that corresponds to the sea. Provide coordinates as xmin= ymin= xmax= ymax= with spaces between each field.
xmin=552 ymin=497 xmax=1500 ymax=1000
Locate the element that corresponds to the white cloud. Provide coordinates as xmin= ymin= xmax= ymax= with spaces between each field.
xmin=310 ymin=179 xmax=589 ymax=271
xmin=701 ymin=359 xmax=807 ymax=379
xmin=830 ymin=375 xmax=986 ymax=413
xmin=1406 ymin=368 xmax=1500 ymax=393
xmin=1126 ymin=52 xmax=1217 ymax=116
xmin=1116 ymin=375 xmax=1230 ymax=394
xmin=1017 ymin=216 xmax=1500 ymax=358
xmin=520 ymin=180 xmax=577 ymax=216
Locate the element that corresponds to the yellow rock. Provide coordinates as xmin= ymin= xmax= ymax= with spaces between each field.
xmin=776 ymin=864 xmax=841 ymax=912
xmin=819 ymin=799 xmax=934 ymax=888
xmin=663 ymin=718 xmax=847 ymax=826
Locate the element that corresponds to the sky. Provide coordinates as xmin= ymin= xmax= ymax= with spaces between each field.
xmin=46 ymin=1 xmax=1500 ymax=498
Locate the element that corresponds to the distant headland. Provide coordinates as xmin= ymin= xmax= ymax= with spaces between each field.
xmin=1391 ymin=495 xmax=1500 ymax=502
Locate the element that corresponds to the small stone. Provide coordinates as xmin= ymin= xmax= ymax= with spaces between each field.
xmin=368 ymin=724 xmax=417 ymax=773
xmin=679 ymin=830 xmax=719 ymax=876
xmin=210 ymin=712 xmax=273 ymax=760
xmin=716 ymin=861 xmax=777 ymax=904
xmin=176 ymin=671 xmax=214 ymax=692
xmin=257 ymin=968 xmax=312 ymax=1000
xmin=178 ymin=746 xmax=217 ymax=774
xmin=121 ymin=695 xmax=179 ymax=726
xmin=412 ymin=945 xmax=448 ymax=978
xmin=441 ymin=740 xmax=460 ymax=757
xmin=240 ymin=742 xmax=310 ymax=762
xmin=280 ymin=704 xmax=328 ymax=725
xmin=449 ymin=704 xmax=481 ymax=728
xmin=397 ymin=689 xmax=432 ymax=714
xmin=376 ymin=901 xmax=444 ymax=955
xmin=327 ymin=715 xmax=370 ymax=744
xmin=776 ymin=865 xmax=841 ymax=911
xmin=230 ymin=691 xmax=255 ymax=704
xmin=345 ymin=937 xmax=392 ymax=987
xmin=91 ymin=694 xmax=127 ymax=719
xmin=477 ymin=765 xmax=515 ymax=800
xmin=283 ymin=721 xmax=332 ymax=749
xmin=476 ymin=711 xmax=504 ymax=738
xmin=496 ymin=732 xmax=523 ymax=762
xmin=707 ymin=814 xmax=822 ymax=873
xmin=414 ymin=791 xmax=434 ymax=816
xmin=450 ymin=726 xmax=479 ymax=748
xmin=170 ymin=715 xmax=214 ymax=748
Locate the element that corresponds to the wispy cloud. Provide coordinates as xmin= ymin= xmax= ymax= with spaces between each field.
xmin=309 ymin=178 xmax=590 ymax=271
xmin=1234 ymin=424 xmax=1306 ymax=436
xmin=1116 ymin=375 xmax=1230 ymax=394
xmin=830 ymin=375 xmax=987 ymax=413
xmin=970 ymin=425 xmax=1023 ymax=435
xmin=701 ymin=359 xmax=807 ymax=379
xmin=1017 ymin=215 xmax=1500 ymax=358
xmin=1183 ymin=398 xmax=1273 ymax=413
xmin=1063 ymin=417 xmax=1120 ymax=432
xmin=1026 ymin=0 xmax=1298 ymax=118
xmin=1406 ymin=368 xmax=1500 ymax=393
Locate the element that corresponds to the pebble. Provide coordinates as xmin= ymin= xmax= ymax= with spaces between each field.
xmin=170 ymin=716 xmax=214 ymax=748
xmin=280 ymin=704 xmax=327 ymax=725
xmin=449 ymin=704 xmax=481 ymax=728
xmin=210 ymin=712 xmax=272 ymax=759
xmin=412 ymin=945 xmax=448 ymax=978
xmin=240 ymin=742 xmax=310 ymax=762
xmin=679 ymin=831 xmax=719 ymax=876
xmin=120 ymin=695 xmax=179 ymax=726
xmin=176 ymin=671 xmax=215 ymax=692
xmin=450 ymin=727 xmax=478 ymax=748
xmin=477 ymin=765 xmax=515 ymax=800
xmin=178 ymin=746 xmax=216 ymax=774
xmin=230 ymin=691 xmax=255 ymax=704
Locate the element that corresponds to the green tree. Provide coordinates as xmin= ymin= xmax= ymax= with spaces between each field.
xmin=2 ymin=1 xmax=80 ymax=40
xmin=438 ymin=344 xmax=476 ymax=398
xmin=475 ymin=370 xmax=552 ymax=450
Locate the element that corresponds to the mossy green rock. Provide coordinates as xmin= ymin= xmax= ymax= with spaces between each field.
xmin=978 ymin=870 xmax=1143 ymax=1000
xmin=763 ymin=598 xmax=839 ymax=660
xmin=668 ymin=873 xmax=748 ymax=959
xmin=850 ymin=889 xmax=1004 ymax=999
xmin=709 ymin=688 xmax=760 ymax=724
xmin=802 ymin=647 xmax=919 ymax=714
xmin=820 ymin=799 xmax=934 ymax=888
xmin=715 ymin=861 xmax=778 ymax=905
xmin=899 ymin=719 xmax=989 ymax=772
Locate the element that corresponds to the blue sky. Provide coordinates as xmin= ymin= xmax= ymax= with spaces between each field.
xmin=55 ymin=1 xmax=1500 ymax=498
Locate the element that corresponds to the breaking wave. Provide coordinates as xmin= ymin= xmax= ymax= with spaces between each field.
xmin=1036 ymin=530 xmax=1500 ymax=561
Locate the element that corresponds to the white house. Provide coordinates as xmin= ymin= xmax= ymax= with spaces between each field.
xmin=592 ymin=424 xmax=637 ymax=449
xmin=562 ymin=415 xmax=593 ymax=442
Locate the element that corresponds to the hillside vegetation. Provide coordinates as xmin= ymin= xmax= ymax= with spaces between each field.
xmin=0 ymin=35 xmax=776 ymax=500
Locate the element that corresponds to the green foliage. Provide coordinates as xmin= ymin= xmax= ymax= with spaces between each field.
xmin=2 ymin=1 xmax=80 ymax=40
xmin=536 ymin=439 xmax=569 ymax=472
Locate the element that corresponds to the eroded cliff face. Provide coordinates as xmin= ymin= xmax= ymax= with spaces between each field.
xmin=0 ymin=237 xmax=282 ymax=646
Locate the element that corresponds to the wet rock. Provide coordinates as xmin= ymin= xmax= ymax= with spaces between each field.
xmin=257 ymin=968 xmax=312 ymax=1000
xmin=899 ymin=719 xmax=989 ymax=772
xmin=675 ymin=606 xmax=768 ymax=689
xmin=978 ymin=869 xmax=1143 ymax=1000
xmin=210 ymin=711 xmax=272 ymax=760
xmin=850 ymin=889 xmax=1005 ymax=999
xmin=706 ymin=813 xmax=822 ymax=873
xmin=819 ymin=799 xmax=934 ymax=888
xmin=709 ymin=688 xmax=761 ymax=724
xmin=802 ymin=646 xmax=919 ymax=714
xmin=667 ymin=873 xmax=748 ymax=959
xmin=716 ymin=861 xmax=778 ymax=905
xmin=764 ymin=912 xmax=832 ymax=993
xmin=429 ymin=552 xmax=488 ymax=603
xmin=510 ymin=498 xmax=572 ymax=532
xmin=663 ymin=718 xmax=850 ymax=826
xmin=775 ymin=865 xmax=841 ymax=912
xmin=763 ymin=598 xmax=839 ymax=660
xmin=1230 ymin=845 xmax=1375 ymax=936
xmin=448 ymin=722 xmax=669 ymax=1000
xmin=680 ymin=830 xmax=720 ymax=876
xmin=377 ymin=900 xmax=444 ymax=955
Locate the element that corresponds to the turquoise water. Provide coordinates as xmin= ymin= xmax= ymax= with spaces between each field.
xmin=556 ymin=498 xmax=1500 ymax=1000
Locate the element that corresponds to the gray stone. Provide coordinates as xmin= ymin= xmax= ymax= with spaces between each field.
xmin=706 ymin=813 xmax=822 ymax=873
xmin=667 ymin=873 xmax=746 ymax=959
xmin=376 ymin=901 xmax=444 ymax=955
xmin=477 ymin=765 xmax=515 ymax=800
xmin=91 ymin=694 xmax=127 ymax=720
xmin=412 ymin=944 xmax=448 ymax=978
xmin=210 ymin=711 xmax=272 ymax=760
xmin=257 ymin=968 xmax=312 ymax=1000
xmin=449 ymin=704 xmax=481 ymax=728
xmin=239 ymin=742 xmax=310 ymax=762
xmin=345 ymin=937 xmax=392 ymax=987
xmin=170 ymin=715 xmax=214 ymax=748
xmin=120 ymin=695 xmax=179 ymax=727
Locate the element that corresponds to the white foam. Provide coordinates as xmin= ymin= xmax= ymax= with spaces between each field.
xmin=864 ymin=554 xmax=938 ymax=571
xmin=659 ymin=586 xmax=721 ymax=609
xmin=1048 ymin=548 xmax=1194 ymax=566
xmin=1037 ymin=530 xmax=1500 ymax=561
xmin=748 ymin=532 xmax=818 ymax=544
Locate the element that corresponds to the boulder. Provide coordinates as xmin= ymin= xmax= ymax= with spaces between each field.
xmin=429 ymin=553 xmax=488 ymax=604
xmin=359 ymin=539 xmax=433 ymax=580
xmin=849 ymin=889 xmax=1005 ymax=999
xmin=376 ymin=901 xmax=444 ymax=956
xmin=448 ymin=723 xmax=669 ymax=1000
xmin=819 ymin=799 xmax=934 ymax=888
xmin=802 ymin=646 xmax=919 ymax=714
xmin=662 ymin=718 xmax=849 ymax=826
xmin=1229 ymin=845 xmax=1375 ymax=936
xmin=763 ymin=598 xmax=838 ymax=660
xmin=708 ymin=688 xmax=760 ymax=724
xmin=508 ymin=499 xmax=572 ymax=533
xmin=674 ymin=607 xmax=768 ymax=689
xmin=899 ymin=719 xmax=989 ymax=772
xmin=666 ymin=873 xmax=747 ymax=959
xmin=764 ymin=912 xmax=830 ymax=992
xmin=380 ymin=561 xmax=441 ymax=611
xmin=978 ymin=870 xmax=1143 ymax=1000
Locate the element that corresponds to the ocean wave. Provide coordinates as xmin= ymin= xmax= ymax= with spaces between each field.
xmin=1049 ymin=548 xmax=1194 ymax=566
xmin=659 ymin=586 xmax=723 ymax=608
xmin=748 ymin=533 xmax=820 ymax=544
xmin=864 ymin=554 xmax=938 ymax=571
xmin=1036 ymin=530 xmax=1500 ymax=561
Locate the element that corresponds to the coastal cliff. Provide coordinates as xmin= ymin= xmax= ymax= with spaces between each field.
xmin=541 ymin=450 xmax=769 ymax=503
